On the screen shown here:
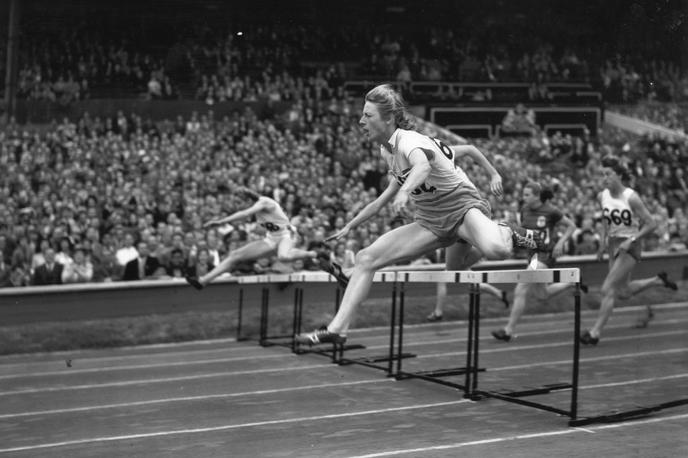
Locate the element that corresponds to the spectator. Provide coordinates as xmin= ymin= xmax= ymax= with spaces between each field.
xmin=122 ymin=241 xmax=162 ymax=281
xmin=0 ymin=257 xmax=11 ymax=287
xmin=116 ymin=233 xmax=139 ymax=267
xmin=186 ymin=247 xmax=214 ymax=279
xmin=55 ymin=237 xmax=74 ymax=266
xmin=501 ymin=103 xmax=537 ymax=136
xmin=32 ymin=247 xmax=63 ymax=285
xmin=10 ymin=266 xmax=30 ymax=287
xmin=165 ymin=248 xmax=187 ymax=278
xmin=61 ymin=247 xmax=94 ymax=284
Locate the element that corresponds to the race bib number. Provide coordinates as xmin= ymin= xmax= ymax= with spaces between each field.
xmin=603 ymin=208 xmax=632 ymax=226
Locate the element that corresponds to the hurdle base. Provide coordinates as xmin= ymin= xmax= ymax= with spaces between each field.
xmin=295 ymin=344 xmax=366 ymax=355
xmin=475 ymin=389 xmax=573 ymax=417
xmin=338 ymin=352 xmax=416 ymax=365
xmin=493 ymin=383 xmax=572 ymax=398
xmin=337 ymin=353 xmax=417 ymax=374
xmin=259 ymin=334 xmax=295 ymax=347
xmin=396 ymin=367 xmax=486 ymax=379
xmin=568 ymin=398 xmax=688 ymax=427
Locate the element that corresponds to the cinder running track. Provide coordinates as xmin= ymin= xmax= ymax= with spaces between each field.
xmin=1 ymin=303 xmax=687 ymax=457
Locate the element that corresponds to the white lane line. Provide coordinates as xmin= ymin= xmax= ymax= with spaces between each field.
xmin=0 ymin=353 xmax=289 ymax=380
xmin=344 ymin=413 xmax=688 ymax=458
xmin=364 ymin=320 xmax=688 ymax=349
xmin=1 ymin=372 xmax=686 ymax=420
xmin=582 ymin=373 xmax=688 ymax=390
xmin=0 ymin=400 xmax=471 ymax=454
xmin=487 ymin=347 xmax=688 ymax=372
xmin=0 ymin=363 xmax=334 ymax=396
xmin=2 ymin=402 xmax=688 ymax=454
xmin=420 ymin=331 xmax=688 ymax=358
xmin=0 ymin=378 xmax=392 ymax=419
xmin=0 ymin=340 xmax=257 ymax=369
xmin=2 ymin=324 xmax=684 ymax=381
xmin=1 ymin=347 xmax=686 ymax=398
xmin=353 ymin=301 xmax=688 ymax=335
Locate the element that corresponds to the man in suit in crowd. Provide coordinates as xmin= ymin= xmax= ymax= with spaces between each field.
xmin=32 ymin=247 xmax=64 ymax=285
xmin=122 ymin=240 xmax=162 ymax=281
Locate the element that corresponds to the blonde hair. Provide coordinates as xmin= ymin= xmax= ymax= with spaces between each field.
xmin=365 ymin=84 xmax=415 ymax=130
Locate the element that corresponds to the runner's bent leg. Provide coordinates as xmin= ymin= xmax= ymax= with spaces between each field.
xmin=590 ymin=254 xmax=636 ymax=337
xmin=328 ymin=223 xmax=445 ymax=335
xmin=199 ymin=240 xmax=275 ymax=285
xmin=276 ymin=235 xmax=317 ymax=262
xmin=457 ymin=209 xmax=513 ymax=260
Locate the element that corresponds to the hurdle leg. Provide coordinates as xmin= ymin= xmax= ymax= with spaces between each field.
xmin=387 ymin=281 xmax=398 ymax=376
xmin=464 ymin=283 xmax=477 ymax=398
xmin=334 ymin=287 xmax=342 ymax=363
xmin=569 ymin=282 xmax=582 ymax=423
xmin=236 ymin=288 xmax=245 ymax=341
xmin=396 ymin=279 xmax=406 ymax=376
xmin=259 ymin=287 xmax=269 ymax=346
xmin=471 ymin=283 xmax=482 ymax=398
xmin=291 ymin=287 xmax=303 ymax=353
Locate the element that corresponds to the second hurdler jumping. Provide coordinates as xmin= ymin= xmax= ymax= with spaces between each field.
xmin=296 ymin=83 xmax=547 ymax=345
xmin=185 ymin=186 xmax=328 ymax=289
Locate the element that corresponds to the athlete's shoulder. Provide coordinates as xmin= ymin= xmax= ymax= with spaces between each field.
xmin=395 ymin=128 xmax=425 ymax=146
xmin=623 ymin=187 xmax=638 ymax=198
xmin=256 ymin=196 xmax=277 ymax=209
xmin=542 ymin=202 xmax=561 ymax=214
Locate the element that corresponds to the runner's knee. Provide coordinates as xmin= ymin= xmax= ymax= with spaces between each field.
xmin=354 ymin=248 xmax=378 ymax=270
xmin=480 ymin=241 xmax=511 ymax=260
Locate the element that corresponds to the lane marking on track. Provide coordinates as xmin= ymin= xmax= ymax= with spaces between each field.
xmin=351 ymin=301 xmax=688 ymax=334
xmin=1 ymin=346 xmax=686 ymax=398
xmin=420 ymin=330 xmax=688 ymax=358
xmin=361 ymin=317 xmax=688 ymax=348
xmin=0 ymin=400 xmax=471 ymax=454
xmin=0 ymin=372 xmax=686 ymax=420
xmin=375 ymin=326 xmax=688 ymax=352
xmin=0 ymin=353 xmax=292 ymax=380
xmin=344 ymin=412 xmax=688 ymax=458
xmin=2 ymin=321 xmax=685 ymax=380
xmin=0 ymin=363 xmax=335 ymax=396
xmin=488 ymin=347 xmax=688 ymax=372
xmin=0 ymin=378 xmax=392 ymax=419
xmin=2 ymin=401 xmax=688 ymax=454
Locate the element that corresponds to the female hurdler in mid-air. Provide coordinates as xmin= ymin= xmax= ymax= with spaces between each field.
xmin=296 ymin=83 xmax=546 ymax=345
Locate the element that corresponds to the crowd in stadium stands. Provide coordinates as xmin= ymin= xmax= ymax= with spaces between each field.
xmin=0 ymin=98 xmax=686 ymax=288
xmin=1 ymin=3 xmax=686 ymax=288
xmin=8 ymin=19 xmax=688 ymax=105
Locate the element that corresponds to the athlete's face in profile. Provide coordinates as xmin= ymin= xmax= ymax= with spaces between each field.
xmin=522 ymin=187 xmax=538 ymax=204
xmin=359 ymin=101 xmax=390 ymax=144
xmin=600 ymin=166 xmax=617 ymax=187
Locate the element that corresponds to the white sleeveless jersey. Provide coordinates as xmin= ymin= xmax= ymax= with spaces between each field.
xmin=599 ymin=188 xmax=639 ymax=238
xmin=254 ymin=197 xmax=292 ymax=234
xmin=381 ymin=129 xmax=476 ymax=206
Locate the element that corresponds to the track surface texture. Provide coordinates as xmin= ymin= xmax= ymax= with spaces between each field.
xmin=1 ymin=303 xmax=687 ymax=457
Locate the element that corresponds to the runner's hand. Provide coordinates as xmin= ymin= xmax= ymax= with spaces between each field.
xmin=392 ymin=192 xmax=410 ymax=217
xmin=203 ymin=220 xmax=221 ymax=229
xmin=490 ymin=173 xmax=503 ymax=198
xmin=326 ymin=226 xmax=350 ymax=242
